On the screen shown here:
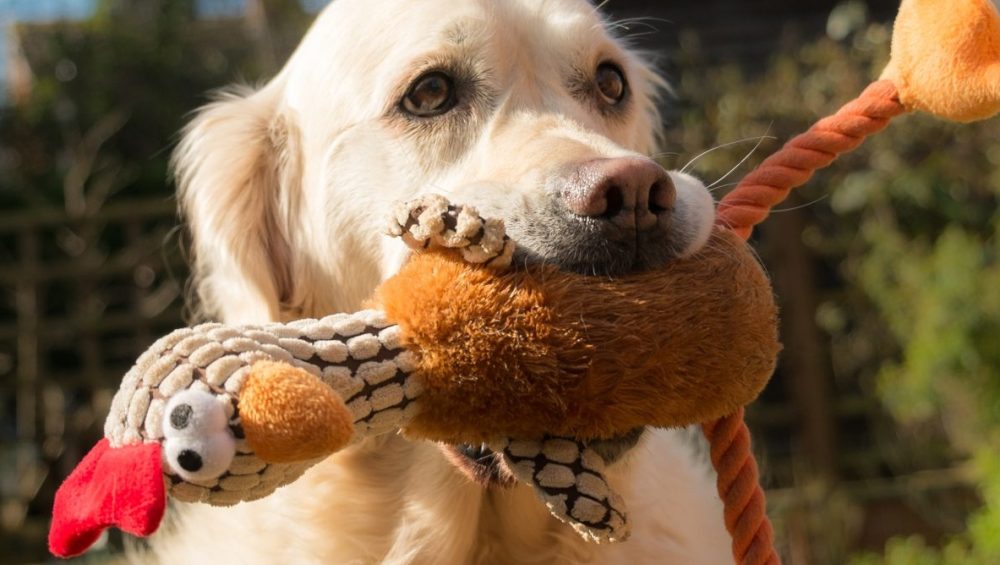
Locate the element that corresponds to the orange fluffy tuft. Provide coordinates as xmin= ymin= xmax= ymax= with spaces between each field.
xmin=882 ymin=0 xmax=1000 ymax=122
xmin=239 ymin=361 xmax=355 ymax=463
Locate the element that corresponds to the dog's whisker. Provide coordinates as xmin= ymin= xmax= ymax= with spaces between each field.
xmin=769 ymin=193 xmax=830 ymax=213
xmin=697 ymin=228 xmax=768 ymax=273
xmin=607 ymin=16 xmax=673 ymax=29
xmin=679 ymin=135 xmax=777 ymax=175
xmin=748 ymin=245 xmax=769 ymax=277
xmin=707 ymin=125 xmax=774 ymax=190
xmin=649 ymin=151 xmax=681 ymax=159
xmin=587 ymin=0 xmax=614 ymax=31
xmin=619 ymin=30 xmax=662 ymax=41
xmin=708 ymin=181 xmax=740 ymax=194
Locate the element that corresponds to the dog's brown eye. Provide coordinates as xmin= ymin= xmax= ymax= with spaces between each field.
xmin=596 ymin=63 xmax=627 ymax=105
xmin=402 ymin=72 xmax=456 ymax=117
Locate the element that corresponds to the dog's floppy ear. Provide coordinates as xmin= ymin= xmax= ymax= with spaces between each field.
xmin=174 ymin=84 xmax=298 ymax=323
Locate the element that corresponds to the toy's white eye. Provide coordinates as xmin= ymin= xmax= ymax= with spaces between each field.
xmin=163 ymin=433 xmax=236 ymax=482
xmin=162 ymin=390 xmax=235 ymax=482
xmin=164 ymin=389 xmax=229 ymax=437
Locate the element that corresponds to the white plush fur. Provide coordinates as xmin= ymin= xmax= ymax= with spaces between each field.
xmin=162 ymin=0 xmax=729 ymax=563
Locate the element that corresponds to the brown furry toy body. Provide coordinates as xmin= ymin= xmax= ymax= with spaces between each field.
xmin=49 ymin=195 xmax=779 ymax=557
xmin=381 ymin=199 xmax=779 ymax=443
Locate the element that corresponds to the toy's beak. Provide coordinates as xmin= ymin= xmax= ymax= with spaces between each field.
xmin=49 ymin=439 xmax=165 ymax=558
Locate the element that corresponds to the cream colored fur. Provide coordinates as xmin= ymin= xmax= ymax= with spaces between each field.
xmin=164 ymin=0 xmax=729 ymax=563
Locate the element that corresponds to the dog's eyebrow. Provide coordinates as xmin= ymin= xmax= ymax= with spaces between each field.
xmin=442 ymin=20 xmax=472 ymax=46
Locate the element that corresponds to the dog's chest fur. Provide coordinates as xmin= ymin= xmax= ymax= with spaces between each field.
xmin=149 ymin=430 xmax=731 ymax=564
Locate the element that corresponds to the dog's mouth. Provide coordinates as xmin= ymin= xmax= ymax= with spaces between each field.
xmin=441 ymin=443 xmax=518 ymax=488
xmin=515 ymin=235 xmax=686 ymax=277
xmin=504 ymin=213 xmax=691 ymax=278
xmin=440 ymin=428 xmax=645 ymax=488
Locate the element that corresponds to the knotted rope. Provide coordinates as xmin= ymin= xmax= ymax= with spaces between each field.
xmin=705 ymin=80 xmax=906 ymax=565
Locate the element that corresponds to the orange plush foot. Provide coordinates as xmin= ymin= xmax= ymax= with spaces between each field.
xmin=882 ymin=0 xmax=1000 ymax=122
xmin=240 ymin=361 xmax=355 ymax=463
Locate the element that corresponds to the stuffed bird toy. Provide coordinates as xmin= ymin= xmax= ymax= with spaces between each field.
xmin=49 ymin=0 xmax=1000 ymax=562
xmin=49 ymin=196 xmax=779 ymax=556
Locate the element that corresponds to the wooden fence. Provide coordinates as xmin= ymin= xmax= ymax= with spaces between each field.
xmin=0 ymin=198 xmax=187 ymax=561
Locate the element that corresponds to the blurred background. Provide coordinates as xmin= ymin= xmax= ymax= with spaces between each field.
xmin=1 ymin=0 xmax=998 ymax=563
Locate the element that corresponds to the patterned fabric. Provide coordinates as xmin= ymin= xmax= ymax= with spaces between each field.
xmin=500 ymin=437 xmax=629 ymax=543
xmin=104 ymin=310 xmax=418 ymax=505
xmin=99 ymin=195 xmax=628 ymax=541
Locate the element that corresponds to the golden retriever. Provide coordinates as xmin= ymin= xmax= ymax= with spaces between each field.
xmin=162 ymin=0 xmax=729 ymax=563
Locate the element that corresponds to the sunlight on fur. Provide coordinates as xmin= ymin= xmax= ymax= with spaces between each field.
xmin=162 ymin=0 xmax=728 ymax=563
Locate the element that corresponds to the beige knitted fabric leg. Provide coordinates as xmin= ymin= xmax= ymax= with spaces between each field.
xmin=388 ymin=194 xmax=515 ymax=269
xmin=103 ymin=195 xmax=630 ymax=544
xmin=499 ymin=437 xmax=630 ymax=543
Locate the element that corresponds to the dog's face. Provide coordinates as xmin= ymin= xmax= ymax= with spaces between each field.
xmin=175 ymin=0 xmax=715 ymax=489
xmin=285 ymin=0 xmax=712 ymax=275
xmin=178 ymin=0 xmax=712 ymax=348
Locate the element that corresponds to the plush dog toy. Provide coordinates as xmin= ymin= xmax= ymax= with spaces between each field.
xmin=48 ymin=195 xmax=780 ymax=556
xmin=49 ymin=0 xmax=1000 ymax=562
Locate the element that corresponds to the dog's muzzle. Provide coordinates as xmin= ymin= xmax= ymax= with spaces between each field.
xmin=505 ymin=157 xmax=695 ymax=277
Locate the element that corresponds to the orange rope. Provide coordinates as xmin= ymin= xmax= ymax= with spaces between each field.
xmin=704 ymin=80 xmax=906 ymax=564
xmin=716 ymin=80 xmax=906 ymax=239
xmin=703 ymin=409 xmax=777 ymax=565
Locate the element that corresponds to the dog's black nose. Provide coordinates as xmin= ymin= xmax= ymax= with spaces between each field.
xmin=560 ymin=157 xmax=675 ymax=233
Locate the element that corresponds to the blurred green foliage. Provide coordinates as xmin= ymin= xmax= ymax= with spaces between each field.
xmin=0 ymin=0 xmax=290 ymax=213
xmin=2 ymin=0 xmax=999 ymax=563
xmin=0 ymin=2 xmax=311 ymax=562
xmin=852 ymin=450 xmax=1000 ymax=564
xmin=664 ymin=2 xmax=1000 ymax=562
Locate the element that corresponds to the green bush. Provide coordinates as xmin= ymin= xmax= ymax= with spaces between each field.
xmin=665 ymin=3 xmax=999 ymax=562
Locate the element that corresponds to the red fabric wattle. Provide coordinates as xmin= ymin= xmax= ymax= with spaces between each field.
xmin=49 ymin=438 xmax=166 ymax=558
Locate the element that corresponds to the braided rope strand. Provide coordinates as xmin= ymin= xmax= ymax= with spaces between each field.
xmin=716 ymin=80 xmax=906 ymax=238
xmin=706 ymin=80 xmax=908 ymax=564
xmin=703 ymin=409 xmax=777 ymax=565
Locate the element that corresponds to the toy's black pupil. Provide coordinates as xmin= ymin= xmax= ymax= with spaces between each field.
xmin=177 ymin=449 xmax=203 ymax=472
xmin=170 ymin=404 xmax=193 ymax=430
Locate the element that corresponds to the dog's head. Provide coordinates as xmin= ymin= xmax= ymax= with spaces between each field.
xmin=175 ymin=0 xmax=714 ymax=485
xmin=175 ymin=0 xmax=713 ymax=325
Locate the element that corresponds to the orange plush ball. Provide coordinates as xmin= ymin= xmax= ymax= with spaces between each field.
xmin=882 ymin=0 xmax=1000 ymax=122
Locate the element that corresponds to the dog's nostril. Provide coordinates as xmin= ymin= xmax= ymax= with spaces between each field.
xmin=648 ymin=186 xmax=667 ymax=214
xmin=648 ymin=177 xmax=677 ymax=215
xmin=561 ymin=157 xmax=674 ymax=224
xmin=601 ymin=185 xmax=626 ymax=219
